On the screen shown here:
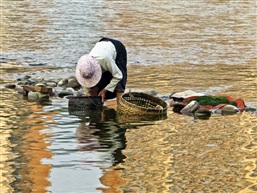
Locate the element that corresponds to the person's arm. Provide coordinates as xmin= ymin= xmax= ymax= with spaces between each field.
xmin=101 ymin=57 xmax=123 ymax=92
xmin=98 ymin=90 xmax=123 ymax=103
xmin=116 ymin=91 xmax=123 ymax=103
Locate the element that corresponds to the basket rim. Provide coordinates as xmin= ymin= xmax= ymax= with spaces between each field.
xmin=120 ymin=92 xmax=168 ymax=112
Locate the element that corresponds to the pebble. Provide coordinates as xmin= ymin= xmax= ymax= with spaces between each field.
xmin=220 ymin=105 xmax=240 ymax=115
xmin=67 ymin=76 xmax=80 ymax=88
xmin=58 ymin=89 xmax=74 ymax=98
xmin=194 ymin=108 xmax=212 ymax=120
xmin=35 ymin=83 xmax=46 ymax=87
xmin=57 ymin=79 xmax=68 ymax=87
xmin=46 ymin=81 xmax=57 ymax=87
xmin=245 ymin=106 xmax=257 ymax=114
xmin=35 ymin=77 xmax=44 ymax=83
xmin=28 ymin=91 xmax=49 ymax=101
xmin=4 ymin=83 xmax=16 ymax=89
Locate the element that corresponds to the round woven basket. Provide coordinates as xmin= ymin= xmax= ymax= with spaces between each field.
xmin=117 ymin=92 xmax=168 ymax=116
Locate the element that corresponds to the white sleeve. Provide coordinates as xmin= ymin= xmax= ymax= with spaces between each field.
xmin=101 ymin=57 xmax=123 ymax=92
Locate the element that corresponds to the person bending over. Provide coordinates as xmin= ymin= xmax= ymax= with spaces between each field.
xmin=76 ymin=37 xmax=127 ymax=103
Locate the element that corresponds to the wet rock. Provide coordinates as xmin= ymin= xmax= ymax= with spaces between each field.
xmin=67 ymin=76 xmax=80 ymax=89
xmin=4 ymin=83 xmax=16 ymax=89
xmin=66 ymin=87 xmax=75 ymax=94
xmin=181 ymin=101 xmax=200 ymax=115
xmin=27 ymin=79 xmax=36 ymax=85
xmin=220 ymin=105 xmax=240 ymax=115
xmin=11 ymin=72 xmax=83 ymax=100
xmin=46 ymin=81 xmax=57 ymax=87
xmin=35 ymin=77 xmax=44 ymax=83
xmin=74 ymin=88 xmax=86 ymax=96
xmin=24 ymin=75 xmax=31 ymax=79
xmin=245 ymin=106 xmax=257 ymax=114
xmin=35 ymin=83 xmax=46 ymax=87
xmin=28 ymin=91 xmax=40 ymax=100
xmin=28 ymin=91 xmax=49 ymax=101
xmin=194 ymin=108 xmax=212 ymax=120
xmin=57 ymin=79 xmax=68 ymax=87
xmin=37 ymin=92 xmax=50 ymax=100
xmin=58 ymin=89 xmax=74 ymax=98
xmin=172 ymin=102 xmax=186 ymax=113
xmin=17 ymin=81 xmax=28 ymax=86
xmin=52 ymin=87 xmax=63 ymax=96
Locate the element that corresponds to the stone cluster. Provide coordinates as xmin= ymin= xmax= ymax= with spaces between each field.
xmin=3 ymin=74 xmax=256 ymax=117
xmin=4 ymin=74 xmax=85 ymax=101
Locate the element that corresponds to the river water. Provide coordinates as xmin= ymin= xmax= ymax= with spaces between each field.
xmin=1 ymin=0 xmax=257 ymax=193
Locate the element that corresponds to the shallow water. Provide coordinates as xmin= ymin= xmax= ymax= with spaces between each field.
xmin=1 ymin=0 xmax=257 ymax=193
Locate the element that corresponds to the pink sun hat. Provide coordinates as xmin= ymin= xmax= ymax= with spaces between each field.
xmin=76 ymin=54 xmax=102 ymax=88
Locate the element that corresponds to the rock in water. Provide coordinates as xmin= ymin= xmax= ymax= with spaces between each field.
xmin=68 ymin=76 xmax=80 ymax=89
xmin=220 ymin=105 xmax=240 ymax=115
xmin=194 ymin=108 xmax=211 ymax=120
xmin=28 ymin=91 xmax=39 ymax=101
xmin=28 ymin=91 xmax=49 ymax=101
xmin=4 ymin=83 xmax=16 ymax=89
xmin=180 ymin=101 xmax=199 ymax=115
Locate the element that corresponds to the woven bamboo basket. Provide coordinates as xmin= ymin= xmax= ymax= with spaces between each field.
xmin=117 ymin=92 xmax=168 ymax=116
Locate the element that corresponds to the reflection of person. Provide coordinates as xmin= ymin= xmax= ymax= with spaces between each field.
xmin=76 ymin=108 xmax=127 ymax=166
xmin=76 ymin=37 xmax=127 ymax=103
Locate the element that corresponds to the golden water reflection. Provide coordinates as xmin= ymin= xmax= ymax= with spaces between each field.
xmin=0 ymin=88 xmax=18 ymax=193
xmin=113 ymin=111 xmax=257 ymax=192
xmin=98 ymin=63 xmax=257 ymax=192
xmin=0 ymin=86 xmax=54 ymax=193
xmin=15 ymin=103 xmax=55 ymax=192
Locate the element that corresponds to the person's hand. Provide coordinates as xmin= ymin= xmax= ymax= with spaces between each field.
xmin=98 ymin=89 xmax=107 ymax=102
